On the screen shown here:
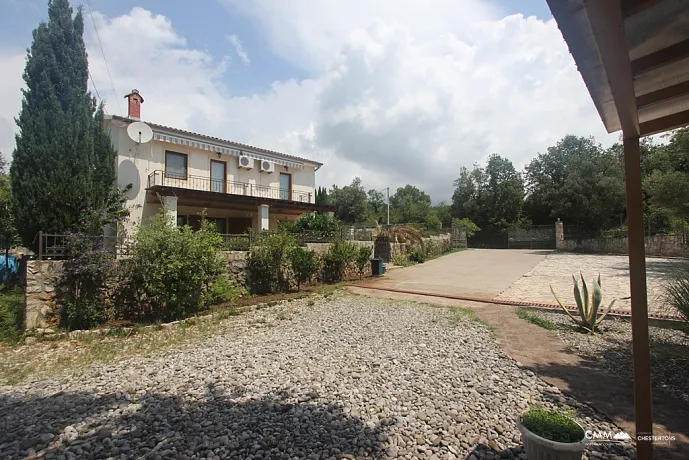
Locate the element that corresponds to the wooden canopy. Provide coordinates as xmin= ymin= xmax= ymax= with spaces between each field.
xmin=546 ymin=1 xmax=689 ymax=459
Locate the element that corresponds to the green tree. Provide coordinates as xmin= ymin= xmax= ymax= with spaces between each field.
xmin=451 ymin=154 xmax=524 ymax=229
xmin=315 ymin=186 xmax=330 ymax=205
xmin=523 ymin=135 xmax=625 ymax=234
xmin=643 ymin=128 xmax=689 ymax=220
xmin=390 ymin=185 xmax=432 ymax=224
xmin=10 ymin=0 xmax=121 ymax=248
xmin=431 ymin=202 xmax=452 ymax=228
xmin=330 ymin=177 xmax=368 ymax=223
xmin=366 ymin=188 xmax=386 ymax=224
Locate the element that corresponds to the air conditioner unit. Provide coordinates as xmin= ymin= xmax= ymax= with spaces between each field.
xmin=260 ymin=160 xmax=275 ymax=173
xmin=238 ymin=156 xmax=253 ymax=169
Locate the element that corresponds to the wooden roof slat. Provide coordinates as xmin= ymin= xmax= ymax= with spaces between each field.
xmin=639 ymin=108 xmax=689 ymax=135
xmin=636 ymin=80 xmax=689 ymax=108
xmin=622 ymin=0 xmax=665 ymax=17
xmin=631 ymin=38 xmax=689 ymax=75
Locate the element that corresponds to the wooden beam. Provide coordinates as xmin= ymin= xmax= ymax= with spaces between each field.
xmin=621 ymin=0 xmax=664 ymax=17
xmin=636 ymin=81 xmax=689 ymax=108
xmin=631 ymin=39 xmax=689 ymax=76
xmin=623 ymin=135 xmax=654 ymax=460
xmin=584 ymin=0 xmax=640 ymax=135
xmin=640 ymin=109 xmax=689 ymax=136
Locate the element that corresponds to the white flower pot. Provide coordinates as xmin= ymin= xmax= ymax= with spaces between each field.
xmin=517 ymin=415 xmax=588 ymax=460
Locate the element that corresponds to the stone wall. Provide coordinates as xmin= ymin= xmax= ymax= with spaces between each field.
xmin=557 ymin=234 xmax=688 ymax=257
xmin=25 ymin=260 xmax=63 ymax=330
xmin=219 ymin=251 xmax=248 ymax=286
xmin=383 ymin=233 xmax=452 ymax=263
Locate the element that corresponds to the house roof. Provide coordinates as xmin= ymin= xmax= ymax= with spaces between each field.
xmin=546 ymin=0 xmax=689 ymax=137
xmin=109 ymin=115 xmax=323 ymax=167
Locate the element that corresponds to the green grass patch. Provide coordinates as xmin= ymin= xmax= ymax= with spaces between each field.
xmin=521 ymin=407 xmax=583 ymax=443
xmin=517 ymin=307 xmax=560 ymax=331
xmin=0 ymin=286 xmax=24 ymax=344
xmin=448 ymin=306 xmax=493 ymax=330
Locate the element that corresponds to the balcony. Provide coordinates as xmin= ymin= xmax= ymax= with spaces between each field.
xmin=147 ymin=170 xmax=313 ymax=203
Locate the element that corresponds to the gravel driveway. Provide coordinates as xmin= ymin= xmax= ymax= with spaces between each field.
xmin=1 ymin=294 xmax=634 ymax=459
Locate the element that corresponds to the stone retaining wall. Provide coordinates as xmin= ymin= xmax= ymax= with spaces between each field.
xmin=25 ymin=260 xmax=63 ymax=330
xmin=385 ymin=234 xmax=452 ymax=263
xmin=557 ymin=234 xmax=688 ymax=257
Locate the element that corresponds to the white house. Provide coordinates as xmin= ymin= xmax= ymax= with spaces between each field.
xmin=106 ymin=90 xmax=332 ymax=234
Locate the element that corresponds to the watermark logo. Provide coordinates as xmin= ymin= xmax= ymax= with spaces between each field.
xmin=585 ymin=430 xmax=675 ymax=445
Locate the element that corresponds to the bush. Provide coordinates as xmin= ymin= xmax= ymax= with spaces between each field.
xmin=323 ymin=239 xmax=357 ymax=282
xmin=289 ymin=247 xmax=320 ymax=291
xmin=393 ymin=253 xmax=413 ymax=267
xmin=425 ymin=214 xmax=442 ymax=232
xmin=115 ymin=213 xmax=226 ymax=322
xmin=57 ymin=232 xmax=116 ymax=330
xmin=0 ymin=286 xmax=24 ymax=344
xmin=408 ymin=247 xmax=425 ymax=264
xmin=247 ymin=231 xmax=298 ymax=294
xmin=355 ymin=245 xmax=373 ymax=279
xmin=666 ymin=261 xmax=689 ymax=334
xmin=452 ymin=217 xmax=481 ymax=238
xmin=203 ymin=277 xmax=247 ymax=306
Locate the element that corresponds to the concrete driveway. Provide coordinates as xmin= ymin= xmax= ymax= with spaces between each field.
xmin=372 ymin=249 xmax=550 ymax=298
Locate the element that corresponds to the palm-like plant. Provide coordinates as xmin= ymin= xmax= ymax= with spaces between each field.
xmin=550 ymin=273 xmax=615 ymax=334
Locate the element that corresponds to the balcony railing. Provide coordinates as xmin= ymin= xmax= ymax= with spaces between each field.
xmin=147 ymin=170 xmax=313 ymax=203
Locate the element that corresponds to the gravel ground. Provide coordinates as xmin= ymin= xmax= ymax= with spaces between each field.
xmin=1 ymin=294 xmax=636 ymax=459
xmin=527 ymin=309 xmax=689 ymax=403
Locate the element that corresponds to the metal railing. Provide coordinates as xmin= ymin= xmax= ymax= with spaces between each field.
xmin=147 ymin=170 xmax=313 ymax=203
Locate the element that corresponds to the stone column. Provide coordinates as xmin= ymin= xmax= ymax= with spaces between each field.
xmin=163 ymin=196 xmax=178 ymax=226
xmin=259 ymin=204 xmax=270 ymax=231
xmin=555 ymin=219 xmax=564 ymax=250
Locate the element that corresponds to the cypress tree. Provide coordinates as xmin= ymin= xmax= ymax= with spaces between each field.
xmin=11 ymin=0 xmax=118 ymax=248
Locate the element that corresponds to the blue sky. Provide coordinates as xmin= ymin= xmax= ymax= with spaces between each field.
xmin=0 ymin=0 xmax=614 ymax=201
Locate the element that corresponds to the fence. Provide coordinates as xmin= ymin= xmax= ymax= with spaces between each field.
xmin=38 ymin=227 xmax=375 ymax=260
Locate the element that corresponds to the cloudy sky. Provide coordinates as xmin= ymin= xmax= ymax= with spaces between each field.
xmin=0 ymin=0 xmax=619 ymax=202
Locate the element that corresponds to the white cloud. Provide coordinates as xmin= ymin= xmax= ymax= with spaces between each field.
xmin=0 ymin=51 xmax=25 ymax=165
xmin=226 ymin=34 xmax=250 ymax=65
xmin=0 ymin=3 xmax=620 ymax=203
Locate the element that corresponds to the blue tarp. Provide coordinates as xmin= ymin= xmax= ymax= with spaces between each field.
xmin=0 ymin=255 xmax=17 ymax=283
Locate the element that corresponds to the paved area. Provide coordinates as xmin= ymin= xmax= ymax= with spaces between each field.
xmin=372 ymin=249 xmax=549 ymax=298
xmin=497 ymin=252 xmax=681 ymax=316
xmin=1 ymin=294 xmax=635 ymax=459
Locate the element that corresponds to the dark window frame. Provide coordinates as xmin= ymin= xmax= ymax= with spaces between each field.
xmin=165 ymin=151 xmax=188 ymax=180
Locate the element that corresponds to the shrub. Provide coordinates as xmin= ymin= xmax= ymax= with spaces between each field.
xmin=203 ymin=277 xmax=247 ymax=306
xmin=56 ymin=232 xmax=116 ymax=330
xmin=289 ymin=247 xmax=320 ymax=291
xmin=452 ymin=217 xmax=481 ymax=238
xmin=323 ymin=239 xmax=357 ymax=282
xmin=0 ymin=286 xmax=24 ymax=344
xmin=425 ymin=214 xmax=442 ymax=232
xmin=408 ymin=247 xmax=425 ymax=264
xmin=247 ymin=231 xmax=298 ymax=294
xmin=115 ymin=213 xmax=226 ymax=322
xmin=354 ymin=245 xmax=373 ymax=279
xmin=521 ymin=408 xmax=583 ymax=443
xmin=393 ymin=253 xmax=413 ymax=267
xmin=666 ymin=261 xmax=689 ymax=334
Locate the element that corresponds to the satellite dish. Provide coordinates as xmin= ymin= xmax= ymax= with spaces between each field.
xmin=127 ymin=121 xmax=153 ymax=144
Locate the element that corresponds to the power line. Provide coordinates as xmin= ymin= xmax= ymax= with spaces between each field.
xmin=86 ymin=0 xmax=122 ymax=116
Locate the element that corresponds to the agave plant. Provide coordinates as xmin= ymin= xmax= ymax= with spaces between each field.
xmin=550 ymin=273 xmax=615 ymax=334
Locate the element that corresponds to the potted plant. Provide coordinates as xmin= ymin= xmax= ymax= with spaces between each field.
xmin=517 ymin=407 xmax=587 ymax=460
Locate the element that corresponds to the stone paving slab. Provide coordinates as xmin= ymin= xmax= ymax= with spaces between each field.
xmin=497 ymin=252 xmax=682 ymax=316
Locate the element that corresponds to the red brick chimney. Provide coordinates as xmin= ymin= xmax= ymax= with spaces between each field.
xmin=124 ymin=89 xmax=144 ymax=119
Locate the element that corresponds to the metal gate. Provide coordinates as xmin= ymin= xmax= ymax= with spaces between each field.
xmin=374 ymin=236 xmax=391 ymax=262
xmin=451 ymin=225 xmax=467 ymax=248
xmin=507 ymin=225 xmax=555 ymax=249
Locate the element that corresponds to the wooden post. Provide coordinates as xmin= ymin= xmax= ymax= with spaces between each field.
xmin=38 ymin=231 xmax=43 ymax=261
xmin=623 ymin=135 xmax=654 ymax=459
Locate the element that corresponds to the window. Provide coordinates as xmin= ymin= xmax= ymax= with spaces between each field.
xmin=279 ymin=173 xmax=291 ymax=200
xmin=176 ymin=215 xmax=188 ymax=227
xmin=165 ymin=151 xmax=187 ymax=179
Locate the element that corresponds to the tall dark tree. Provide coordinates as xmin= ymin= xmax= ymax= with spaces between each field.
xmin=389 ymin=185 xmax=432 ymax=224
xmin=523 ymin=135 xmax=625 ymax=234
xmin=329 ymin=178 xmax=368 ymax=223
xmin=10 ymin=0 xmax=118 ymax=248
xmin=451 ymin=154 xmax=524 ymax=228
xmin=315 ymin=186 xmax=330 ymax=205
xmin=0 ymin=156 xmax=19 ymax=263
